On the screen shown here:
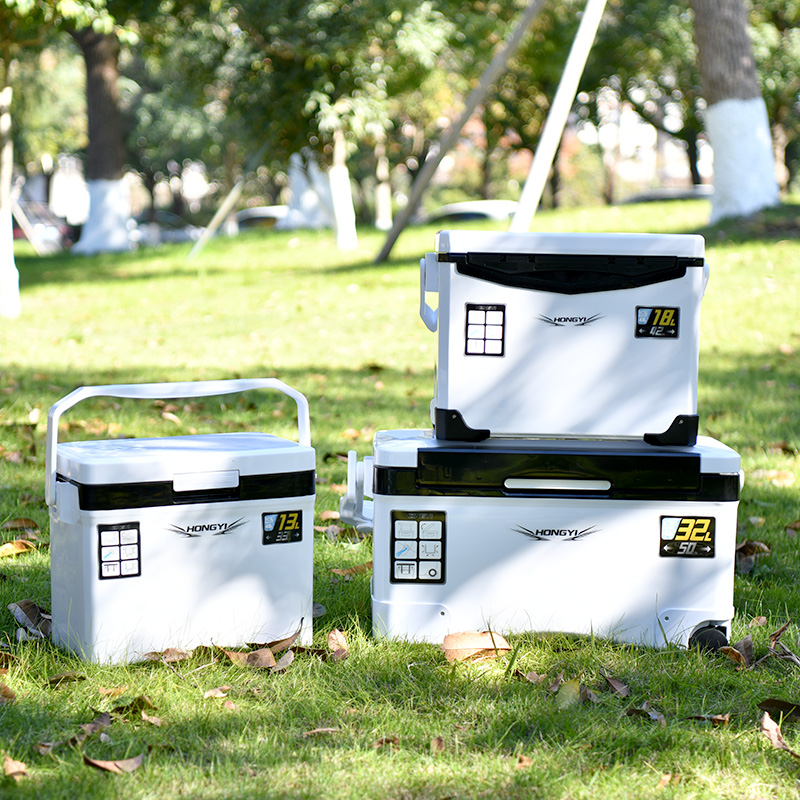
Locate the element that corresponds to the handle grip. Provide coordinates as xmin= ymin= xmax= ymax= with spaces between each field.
xmin=45 ymin=378 xmax=311 ymax=506
xmin=419 ymin=253 xmax=439 ymax=332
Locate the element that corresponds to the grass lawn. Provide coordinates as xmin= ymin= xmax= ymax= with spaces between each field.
xmin=1 ymin=199 xmax=800 ymax=798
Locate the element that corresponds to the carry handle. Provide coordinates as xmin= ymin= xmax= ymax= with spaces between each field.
xmin=419 ymin=253 xmax=439 ymax=332
xmin=45 ymin=378 xmax=311 ymax=506
xmin=339 ymin=450 xmax=374 ymax=532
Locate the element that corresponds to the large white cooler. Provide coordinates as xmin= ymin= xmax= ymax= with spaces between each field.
xmin=46 ymin=379 xmax=315 ymax=664
xmin=341 ymin=429 xmax=741 ymax=649
xmin=420 ymin=231 xmax=708 ymax=444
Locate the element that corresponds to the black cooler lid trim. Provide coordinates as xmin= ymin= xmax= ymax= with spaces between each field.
xmin=442 ymin=251 xmax=704 ymax=295
xmin=61 ymin=469 xmax=316 ymax=511
xmin=374 ymin=449 xmax=738 ymax=502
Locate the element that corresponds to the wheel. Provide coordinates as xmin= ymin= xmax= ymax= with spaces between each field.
xmin=688 ymin=625 xmax=728 ymax=652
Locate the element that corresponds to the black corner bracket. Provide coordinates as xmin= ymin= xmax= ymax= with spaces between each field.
xmin=643 ymin=415 xmax=699 ymax=447
xmin=434 ymin=408 xmax=490 ymax=442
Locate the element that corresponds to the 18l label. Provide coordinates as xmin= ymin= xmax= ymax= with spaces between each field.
xmin=636 ymin=306 xmax=680 ymax=338
xmin=659 ymin=516 xmax=715 ymax=558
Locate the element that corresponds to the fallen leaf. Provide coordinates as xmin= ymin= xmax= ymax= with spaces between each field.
xmin=219 ymin=646 xmax=276 ymax=669
xmin=580 ymin=686 xmax=598 ymax=704
xmin=732 ymin=634 xmax=754 ymax=666
xmin=8 ymin=599 xmax=51 ymax=637
xmin=330 ymin=483 xmax=347 ymax=494
xmin=142 ymin=647 xmax=191 ymax=663
xmin=547 ymin=671 xmax=565 ymax=694
xmin=78 ymin=712 xmax=111 ymax=737
xmin=514 ymin=670 xmax=546 ymax=685
xmin=327 ymin=629 xmax=349 ymax=658
xmin=111 ymin=696 xmax=157 ymax=717
xmin=1 ymin=519 xmax=38 ymax=533
xmin=98 ymin=686 xmax=128 ymax=698
xmin=223 ymin=700 xmax=236 ymax=711
xmin=748 ymin=516 xmax=766 ymax=527
xmin=263 ymin=622 xmax=304 ymax=654
xmin=602 ymin=674 xmax=631 ymax=697
xmin=441 ymin=631 xmax=511 ymax=663
xmin=320 ymin=510 xmax=340 ymax=521
xmin=271 ymin=650 xmax=295 ymax=674
xmin=761 ymin=712 xmax=800 ymax=758
xmin=370 ymin=736 xmax=399 ymax=750
xmin=686 ymin=713 xmax=730 ymax=727
xmin=657 ymin=773 xmax=681 ymax=788
xmin=3 ymin=754 xmax=27 ymax=781
xmin=141 ymin=711 xmax=162 ymax=726
xmin=302 ymin=728 xmax=340 ymax=737
xmin=48 ymin=671 xmax=87 ymax=687
xmin=516 ymin=754 xmax=533 ymax=769
xmin=0 ymin=684 xmax=15 ymax=704
xmin=330 ymin=561 xmax=373 ymax=577
xmin=161 ymin=411 xmax=182 ymax=426
xmin=341 ymin=428 xmax=361 ymax=441
xmin=83 ymin=753 xmax=146 ymax=774
xmin=430 ymin=737 xmax=445 ymax=754
xmin=770 ymin=621 xmax=791 ymax=649
xmin=758 ymin=699 xmax=800 ymax=722
xmin=750 ymin=616 xmax=768 ymax=628
xmin=203 ymin=686 xmax=231 ymax=699
xmin=719 ymin=646 xmax=749 ymax=667
xmin=626 ymin=703 xmax=666 ymax=727
xmin=33 ymin=742 xmax=58 ymax=756
xmin=555 ymin=678 xmax=582 ymax=710
xmin=0 ymin=541 xmax=36 ymax=559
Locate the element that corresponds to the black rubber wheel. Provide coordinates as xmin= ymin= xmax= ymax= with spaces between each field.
xmin=688 ymin=626 xmax=728 ymax=652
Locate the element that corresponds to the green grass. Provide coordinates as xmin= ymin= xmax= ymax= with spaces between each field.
xmin=1 ymin=200 xmax=800 ymax=797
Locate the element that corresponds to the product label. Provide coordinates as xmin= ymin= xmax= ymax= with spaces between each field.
xmin=464 ymin=304 xmax=505 ymax=356
xmin=263 ymin=510 xmax=303 ymax=545
xmin=659 ymin=516 xmax=715 ymax=558
xmin=636 ymin=306 xmax=680 ymax=338
xmin=390 ymin=510 xmax=446 ymax=583
xmin=98 ymin=522 xmax=141 ymax=580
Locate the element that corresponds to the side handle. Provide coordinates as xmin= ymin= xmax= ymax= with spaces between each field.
xmin=420 ymin=253 xmax=439 ymax=332
xmin=339 ymin=451 xmax=374 ymax=532
xmin=46 ymin=378 xmax=310 ymax=507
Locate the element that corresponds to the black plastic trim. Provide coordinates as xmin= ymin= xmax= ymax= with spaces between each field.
xmin=61 ymin=470 xmax=316 ymax=511
xmin=434 ymin=408 xmax=490 ymax=441
xmin=644 ymin=415 xmax=699 ymax=447
xmin=441 ymin=251 xmax=703 ymax=295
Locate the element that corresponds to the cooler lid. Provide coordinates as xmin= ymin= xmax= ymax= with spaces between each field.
xmin=56 ymin=432 xmax=315 ymax=487
xmin=371 ymin=430 xmax=740 ymax=501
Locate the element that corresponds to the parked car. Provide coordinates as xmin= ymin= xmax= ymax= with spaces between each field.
xmin=416 ymin=199 xmax=520 ymax=225
xmin=230 ymin=205 xmax=289 ymax=233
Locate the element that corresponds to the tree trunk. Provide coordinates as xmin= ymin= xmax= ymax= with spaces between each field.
xmin=70 ymin=28 xmax=132 ymax=253
xmin=690 ymin=0 xmax=779 ymax=222
xmin=0 ymin=86 xmax=20 ymax=319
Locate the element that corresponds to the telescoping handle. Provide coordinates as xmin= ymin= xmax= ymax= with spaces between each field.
xmin=45 ymin=378 xmax=311 ymax=507
xmin=419 ymin=253 xmax=439 ymax=332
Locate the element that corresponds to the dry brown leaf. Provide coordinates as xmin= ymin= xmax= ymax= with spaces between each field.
xmin=111 ymin=696 xmax=157 ymax=717
xmin=302 ymin=727 xmax=341 ymax=737
xmin=271 ymin=650 xmax=294 ymax=674
xmin=686 ymin=713 xmax=730 ymax=727
xmin=441 ymin=631 xmax=511 ymax=663
xmin=203 ymin=686 xmax=231 ymax=699
xmin=320 ymin=510 xmax=340 ymax=521
xmin=33 ymin=742 xmax=58 ymax=756
xmin=3 ymin=754 xmax=27 ymax=781
xmin=83 ymin=752 xmax=146 ymax=774
xmin=0 ymin=540 xmax=36 ymax=559
xmin=223 ymin=700 xmax=236 ymax=711
xmin=330 ymin=561 xmax=373 ymax=577
xmin=750 ymin=616 xmax=768 ymax=628
xmin=719 ymin=646 xmax=749 ymax=667
xmin=161 ymin=411 xmax=182 ymax=426
xmin=327 ymin=629 xmax=349 ymax=654
xmin=79 ymin=712 xmax=111 ymax=737
xmin=626 ymin=703 xmax=666 ymax=727
xmin=770 ymin=620 xmax=792 ymax=649
xmin=47 ymin=671 xmax=86 ymax=687
xmin=732 ymin=634 xmax=754 ymax=666
xmin=430 ymin=737 xmax=445 ymax=754
xmin=8 ymin=599 xmax=51 ymax=637
xmin=263 ymin=623 xmax=304 ymax=654
xmin=98 ymin=686 xmax=128 ymax=698
xmin=750 ymin=469 xmax=795 ymax=487
xmin=341 ymin=428 xmax=361 ymax=441
xmin=1 ymin=518 xmax=38 ymax=533
xmin=514 ymin=670 xmax=546 ymax=684
xmin=141 ymin=647 xmax=191 ymax=663
xmin=516 ymin=755 xmax=533 ymax=769
xmin=370 ymin=736 xmax=399 ymax=750
xmin=219 ymin=646 xmax=276 ymax=669
xmin=580 ymin=686 xmax=598 ymax=704
xmin=761 ymin=712 xmax=800 ymax=758
xmin=547 ymin=671 xmax=565 ymax=694
xmin=0 ymin=684 xmax=15 ymax=704
xmin=141 ymin=711 xmax=163 ymax=727
xmin=602 ymin=674 xmax=631 ymax=697
xmin=330 ymin=483 xmax=347 ymax=494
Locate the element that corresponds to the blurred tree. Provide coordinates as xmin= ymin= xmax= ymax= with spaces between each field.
xmin=690 ymin=0 xmax=779 ymax=222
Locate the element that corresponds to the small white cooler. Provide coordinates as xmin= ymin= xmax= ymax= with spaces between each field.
xmin=341 ymin=430 xmax=741 ymax=649
xmin=420 ymin=231 xmax=708 ymax=444
xmin=47 ymin=379 xmax=315 ymax=664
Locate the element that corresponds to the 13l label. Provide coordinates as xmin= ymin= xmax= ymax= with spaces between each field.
xmin=659 ymin=516 xmax=715 ymax=558
xmin=262 ymin=510 xmax=303 ymax=545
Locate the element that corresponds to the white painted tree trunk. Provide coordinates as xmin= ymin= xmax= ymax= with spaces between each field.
xmin=329 ymin=130 xmax=358 ymax=250
xmin=71 ymin=178 xmax=132 ymax=255
xmin=704 ymin=97 xmax=778 ymax=223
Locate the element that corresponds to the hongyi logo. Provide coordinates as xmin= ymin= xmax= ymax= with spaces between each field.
xmin=514 ymin=525 xmax=599 ymax=541
xmin=168 ymin=518 xmax=247 ymax=538
xmin=537 ymin=313 xmax=603 ymax=327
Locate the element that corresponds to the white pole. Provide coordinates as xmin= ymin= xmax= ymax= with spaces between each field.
xmin=509 ymin=0 xmax=608 ymax=232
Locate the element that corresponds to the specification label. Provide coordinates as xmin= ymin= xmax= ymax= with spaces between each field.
xmin=390 ymin=510 xmax=446 ymax=583
xmin=98 ymin=522 xmax=141 ymax=580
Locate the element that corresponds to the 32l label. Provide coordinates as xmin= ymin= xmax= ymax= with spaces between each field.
xmin=659 ymin=516 xmax=715 ymax=558
xmin=636 ymin=306 xmax=680 ymax=338
xmin=262 ymin=510 xmax=303 ymax=545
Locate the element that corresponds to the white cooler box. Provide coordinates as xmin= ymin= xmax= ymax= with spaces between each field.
xmin=421 ymin=231 xmax=708 ymax=444
xmin=46 ymin=379 xmax=315 ymax=664
xmin=341 ymin=430 xmax=741 ymax=649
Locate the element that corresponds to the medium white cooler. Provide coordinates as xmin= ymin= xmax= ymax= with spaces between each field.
xmin=46 ymin=379 xmax=315 ymax=664
xmin=341 ymin=430 xmax=741 ymax=649
xmin=421 ymin=231 xmax=708 ymax=444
